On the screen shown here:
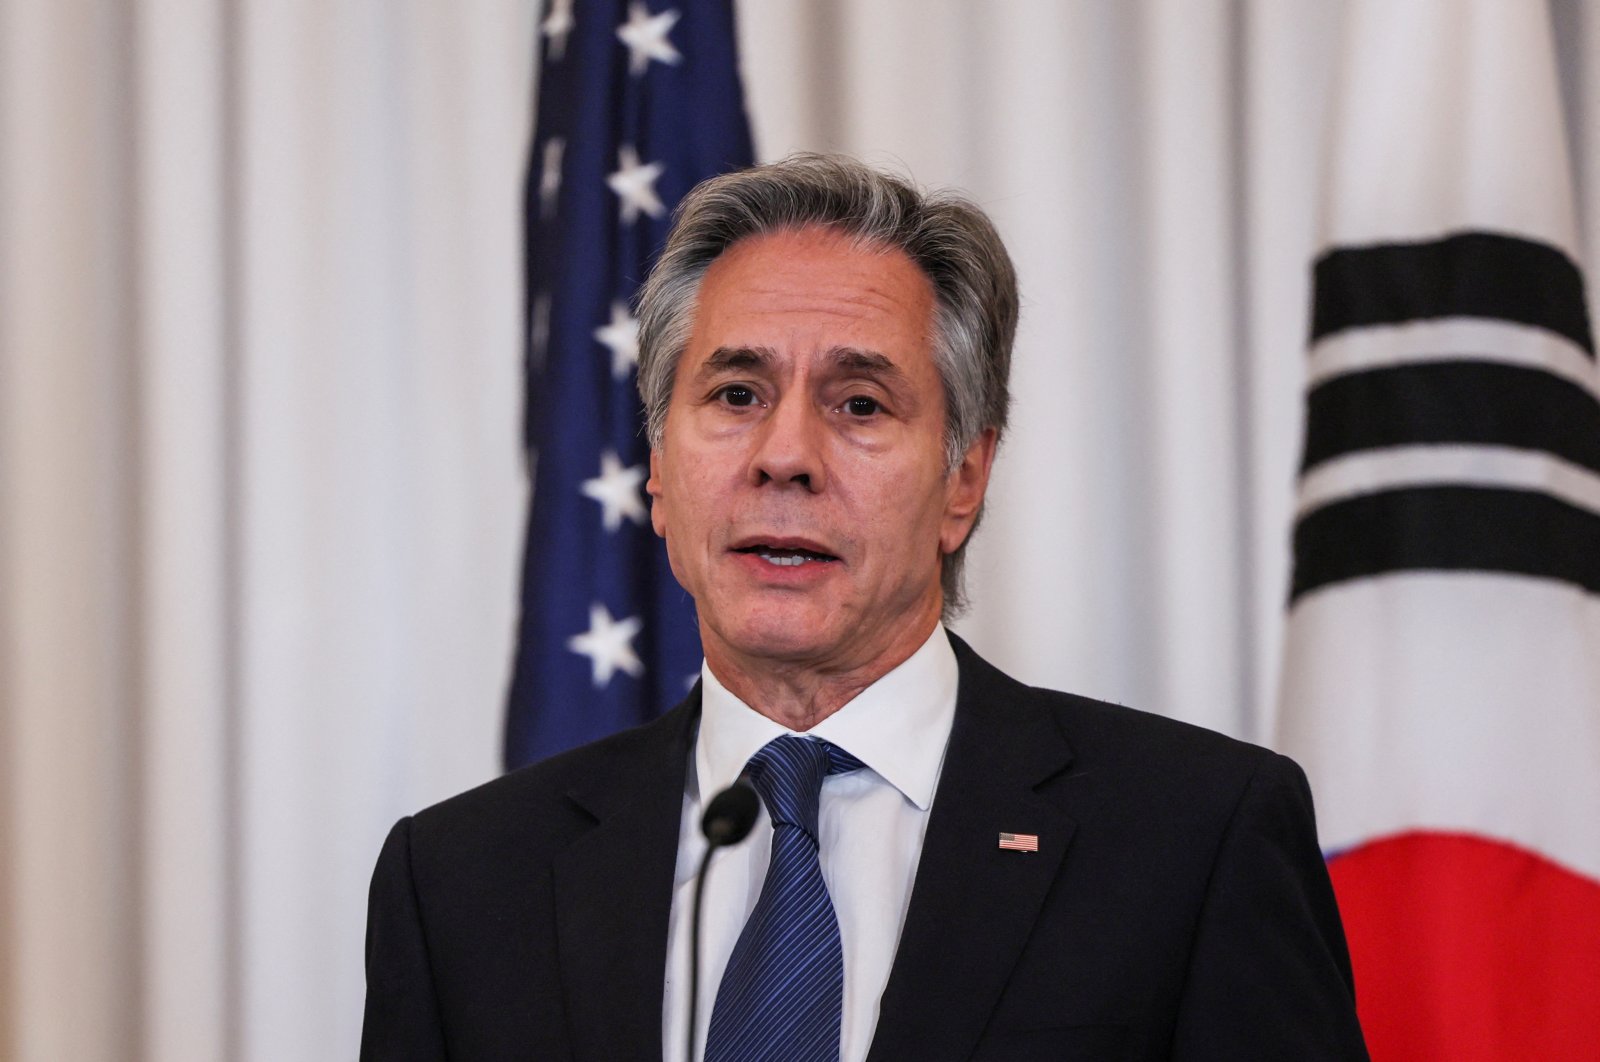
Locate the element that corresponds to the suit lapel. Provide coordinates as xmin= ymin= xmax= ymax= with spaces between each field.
xmin=551 ymin=695 xmax=698 ymax=1062
xmin=867 ymin=638 xmax=1077 ymax=1062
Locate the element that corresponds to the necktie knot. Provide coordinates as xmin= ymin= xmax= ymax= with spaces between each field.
xmin=745 ymin=735 xmax=864 ymax=842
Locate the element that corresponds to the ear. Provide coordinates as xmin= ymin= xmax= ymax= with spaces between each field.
xmin=939 ymin=427 xmax=998 ymax=555
xmin=647 ymin=448 xmax=668 ymax=539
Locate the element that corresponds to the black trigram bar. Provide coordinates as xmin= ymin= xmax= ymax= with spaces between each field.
xmin=1312 ymin=231 xmax=1594 ymax=355
xmin=1290 ymin=485 xmax=1600 ymax=601
xmin=1300 ymin=361 xmax=1600 ymax=475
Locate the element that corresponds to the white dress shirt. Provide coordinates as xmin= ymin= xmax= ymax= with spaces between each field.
xmin=661 ymin=624 xmax=960 ymax=1062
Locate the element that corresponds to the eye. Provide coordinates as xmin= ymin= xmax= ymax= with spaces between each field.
xmin=843 ymin=395 xmax=881 ymax=417
xmin=717 ymin=385 xmax=758 ymax=408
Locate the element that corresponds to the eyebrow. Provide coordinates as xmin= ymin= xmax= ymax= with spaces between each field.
xmin=695 ymin=345 xmax=907 ymax=381
xmin=827 ymin=347 xmax=903 ymax=380
xmin=696 ymin=346 xmax=777 ymax=379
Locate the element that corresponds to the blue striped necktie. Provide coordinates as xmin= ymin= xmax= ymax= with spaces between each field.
xmin=704 ymin=735 xmax=865 ymax=1062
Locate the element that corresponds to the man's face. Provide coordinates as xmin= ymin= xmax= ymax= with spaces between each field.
xmin=647 ymin=226 xmax=995 ymax=680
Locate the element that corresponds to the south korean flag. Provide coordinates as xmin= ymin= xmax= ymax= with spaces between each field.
xmin=1276 ymin=1 xmax=1600 ymax=1057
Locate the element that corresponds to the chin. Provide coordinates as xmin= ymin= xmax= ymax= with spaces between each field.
xmin=711 ymin=603 xmax=843 ymax=664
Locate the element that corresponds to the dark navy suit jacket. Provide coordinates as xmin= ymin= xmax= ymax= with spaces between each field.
xmin=361 ymin=634 xmax=1368 ymax=1060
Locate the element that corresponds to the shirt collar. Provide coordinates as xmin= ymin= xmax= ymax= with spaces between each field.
xmin=695 ymin=623 xmax=959 ymax=812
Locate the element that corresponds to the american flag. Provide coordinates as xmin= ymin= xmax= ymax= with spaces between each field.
xmin=998 ymin=832 xmax=1039 ymax=853
xmin=505 ymin=0 xmax=754 ymax=770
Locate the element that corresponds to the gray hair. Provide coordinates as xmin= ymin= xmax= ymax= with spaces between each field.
xmin=636 ymin=153 xmax=1018 ymax=616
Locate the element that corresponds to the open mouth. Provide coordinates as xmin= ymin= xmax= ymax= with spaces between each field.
xmin=733 ymin=544 xmax=840 ymax=568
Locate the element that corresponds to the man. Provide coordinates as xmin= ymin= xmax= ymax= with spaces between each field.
xmin=362 ymin=155 xmax=1368 ymax=1061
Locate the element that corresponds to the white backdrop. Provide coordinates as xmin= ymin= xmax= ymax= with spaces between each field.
xmin=3 ymin=2 xmax=1599 ymax=1059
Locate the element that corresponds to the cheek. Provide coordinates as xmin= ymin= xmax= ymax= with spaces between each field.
xmin=663 ymin=466 xmax=728 ymax=543
xmin=852 ymin=465 xmax=950 ymax=548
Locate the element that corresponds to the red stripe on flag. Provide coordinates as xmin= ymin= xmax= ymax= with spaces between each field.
xmin=1330 ymin=830 xmax=1600 ymax=1061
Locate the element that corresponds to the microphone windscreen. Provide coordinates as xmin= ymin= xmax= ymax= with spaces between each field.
xmin=700 ymin=781 xmax=759 ymax=847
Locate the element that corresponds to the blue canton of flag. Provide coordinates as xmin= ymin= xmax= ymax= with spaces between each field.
xmin=506 ymin=0 xmax=755 ymax=769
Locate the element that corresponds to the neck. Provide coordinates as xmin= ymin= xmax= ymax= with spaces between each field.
xmin=703 ymin=618 xmax=941 ymax=731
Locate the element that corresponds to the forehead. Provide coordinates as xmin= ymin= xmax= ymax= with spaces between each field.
xmin=685 ymin=226 xmax=937 ymax=364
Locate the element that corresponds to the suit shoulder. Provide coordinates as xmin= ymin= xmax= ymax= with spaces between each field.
xmin=1038 ymin=685 xmax=1288 ymax=773
xmin=951 ymin=635 xmax=1305 ymax=821
xmin=953 ymin=633 xmax=1285 ymax=774
xmin=1031 ymin=686 xmax=1319 ymax=844
xmin=406 ymin=701 xmax=695 ymax=853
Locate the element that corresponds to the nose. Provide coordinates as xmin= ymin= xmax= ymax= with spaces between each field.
xmin=748 ymin=394 xmax=826 ymax=492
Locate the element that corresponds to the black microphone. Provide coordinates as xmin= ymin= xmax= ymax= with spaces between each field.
xmin=687 ymin=781 xmax=760 ymax=1062
xmin=701 ymin=781 xmax=759 ymax=846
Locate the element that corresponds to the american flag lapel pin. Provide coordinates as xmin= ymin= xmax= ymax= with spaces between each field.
xmin=998 ymin=831 xmax=1039 ymax=853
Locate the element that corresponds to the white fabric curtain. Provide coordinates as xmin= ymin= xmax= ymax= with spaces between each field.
xmin=3 ymin=1 xmax=1598 ymax=1059
xmin=1 ymin=2 xmax=531 ymax=1059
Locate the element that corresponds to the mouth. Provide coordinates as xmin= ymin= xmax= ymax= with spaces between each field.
xmin=731 ymin=539 xmax=841 ymax=568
